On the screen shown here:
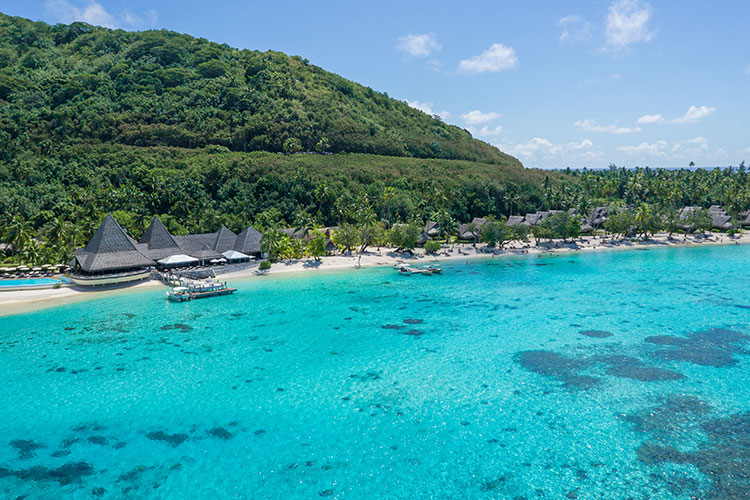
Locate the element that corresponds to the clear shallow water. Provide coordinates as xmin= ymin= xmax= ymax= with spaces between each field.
xmin=1 ymin=246 xmax=750 ymax=499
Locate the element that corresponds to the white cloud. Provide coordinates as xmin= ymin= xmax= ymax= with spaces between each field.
xmin=397 ymin=33 xmax=441 ymax=57
xmin=605 ymin=0 xmax=656 ymax=50
xmin=671 ymin=105 xmax=716 ymax=124
xmin=617 ymin=139 xmax=668 ymax=156
xmin=574 ymin=119 xmax=641 ymax=134
xmin=616 ymin=137 xmax=715 ymax=165
xmin=684 ymin=136 xmax=707 ymax=145
xmin=468 ymin=125 xmax=504 ymax=138
xmin=405 ymin=100 xmax=450 ymax=120
xmin=611 ymin=73 xmax=622 ymax=81
xmin=458 ymin=43 xmax=518 ymax=75
xmin=461 ymin=110 xmax=501 ymax=126
xmin=45 ymin=0 xmax=158 ymax=28
xmin=744 ymin=147 xmax=750 ymax=153
xmin=499 ymin=137 xmax=601 ymax=167
xmin=745 ymin=64 xmax=750 ymax=75
xmin=637 ymin=113 xmax=664 ymax=124
xmin=558 ymin=15 xmax=593 ymax=43
xmin=46 ymin=0 xmax=116 ymax=27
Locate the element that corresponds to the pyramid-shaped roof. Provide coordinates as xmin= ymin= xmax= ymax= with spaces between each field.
xmin=234 ymin=225 xmax=262 ymax=255
xmin=76 ymin=215 xmax=154 ymax=272
xmin=213 ymin=226 xmax=237 ymax=252
xmin=139 ymin=217 xmax=180 ymax=250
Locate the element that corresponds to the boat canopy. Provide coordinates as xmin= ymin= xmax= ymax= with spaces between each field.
xmin=157 ymin=254 xmax=199 ymax=265
xmin=221 ymin=250 xmax=250 ymax=261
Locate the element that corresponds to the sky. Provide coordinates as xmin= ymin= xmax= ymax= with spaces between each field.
xmin=2 ymin=0 xmax=749 ymax=169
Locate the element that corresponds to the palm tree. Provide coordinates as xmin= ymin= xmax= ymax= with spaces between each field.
xmin=4 ymin=215 xmax=33 ymax=259
xmin=432 ymin=208 xmax=455 ymax=242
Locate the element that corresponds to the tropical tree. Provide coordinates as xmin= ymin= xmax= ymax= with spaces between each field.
xmin=432 ymin=208 xmax=456 ymax=241
xmin=331 ymin=224 xmax=359 ymax=253
xmin=479 ymin=217 xmax=509 ymax=248
xmin=306 ymin=233 xmax=326 ymax=261
xmin=388 ymin=223 xmax=420 ymax=251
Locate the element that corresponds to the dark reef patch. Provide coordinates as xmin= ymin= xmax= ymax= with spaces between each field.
xmin=381 ymin=324 xmax=405 ymax=330
xmin=645 ymin=328 xmax=749 ymax=367
xmin=0 ymin=462 xmax=94 ymax=485
xmin=578 ymin=330 xmax=613 ymax=338
xmin=517 ymin=349 xmax=684 ymax=388
xmin=403 ymin=319 xmax=423 ymax=324
xmin=207 ymin=427 xmax=233 ymax=440
xmin=350 ymin=372 xmax=381 ymax=382
xmin=10 ymin=439 xmax=47 ymax=459
xmin=626 ymin=395 xmax=750 ymax=499
xmin=593 ymin=355 xmax=684 ymax=382
xmin=404 ymin=329 xmax=424 ymax=336
xmin=146 ymin=431 xmax=188 ymax=447
xmin=160 ymin=323 xmax=193 ymax=332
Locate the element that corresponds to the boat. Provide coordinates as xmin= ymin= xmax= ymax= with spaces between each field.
xmin=424 ymin=266 xmax=442 ymax=274
xmin=166 ymin=286 xmax=191 ymax=302
xmin=166 ymin=280 xmax=237 ymax=301
xmin=396 ymin=265 xmax=433 ymax=276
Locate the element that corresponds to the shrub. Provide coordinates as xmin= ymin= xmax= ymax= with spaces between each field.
xmin=259 ymin=260 xmax=271 ymax=271
xmin=424 ymin=240 xmax=442 ymax=254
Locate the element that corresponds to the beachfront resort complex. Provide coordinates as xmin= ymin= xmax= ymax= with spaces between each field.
xmin=2 ymin=3 xmax=750 ymax=499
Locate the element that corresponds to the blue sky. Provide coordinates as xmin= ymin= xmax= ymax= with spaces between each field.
xmin=2 ymin=0 xmax=749 ymax=169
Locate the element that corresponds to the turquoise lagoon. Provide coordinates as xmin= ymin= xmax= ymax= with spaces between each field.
xmin=1 ymin=245 xmax=750 ymax=499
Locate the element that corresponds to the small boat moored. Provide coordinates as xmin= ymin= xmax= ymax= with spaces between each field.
xmin=166 ymin=279 xmax=237 ymax=302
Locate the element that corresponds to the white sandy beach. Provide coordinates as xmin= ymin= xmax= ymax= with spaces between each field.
xmin=1 ymin=231 xmax=748 ymax=317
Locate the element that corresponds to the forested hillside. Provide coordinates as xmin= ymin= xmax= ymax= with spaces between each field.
xmin=0 ymin=13 xmax=562 ymax=263
xmin=0 ymin=13 xmax=518 ymax=164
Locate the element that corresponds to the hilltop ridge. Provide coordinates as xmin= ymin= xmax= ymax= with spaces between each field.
xmin=0 ymin=13 xmax=519 ymax=166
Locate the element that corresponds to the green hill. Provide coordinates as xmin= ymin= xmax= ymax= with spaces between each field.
xmin=0 ymin=13 xmax=518 ymax=165
xmin=0 ymin=13 xmax=565 ymax=247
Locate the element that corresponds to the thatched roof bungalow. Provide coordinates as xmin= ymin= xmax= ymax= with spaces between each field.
xmin=71 ymin=214 xmax=155 ymax=285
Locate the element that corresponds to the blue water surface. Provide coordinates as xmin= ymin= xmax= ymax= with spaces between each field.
xmin=0 ymin=278 xmax=61 ymax=288
xmin=1 ymin=245 xmax=750 ymax=499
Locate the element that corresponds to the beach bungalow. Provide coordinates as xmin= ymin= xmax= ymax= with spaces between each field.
xmin=506 ymin=215 xmax=525 ymax=226
xmin=423 ymin=221 xmax=440 ymax=238
xmin=708 ymin=206 xmax=734 ymax=231
xmin=70 ymin=214 xmax=155 ymax=286
xmin=457 ymin=218 xmax=487 ymax=240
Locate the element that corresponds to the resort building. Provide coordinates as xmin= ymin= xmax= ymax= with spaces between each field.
xmin=70 ymin=214 xmax=155 ymax=286
xmin=70 ymin=215 xmax=263 ymax=285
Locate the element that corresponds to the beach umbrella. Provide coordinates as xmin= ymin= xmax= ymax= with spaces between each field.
xmin=41 ymin=264 xmax=51 ymax=269
xmin=32 ymin=267 xmax=42 ymax=271
xmin=17 ymin=265 xmax=29 ymax=271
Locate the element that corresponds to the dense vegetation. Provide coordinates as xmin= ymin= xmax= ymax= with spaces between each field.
xmin=0 ymin=13 xmax=516 ymax=164
xmin=2 ymin=14 xmax=750 ymax=268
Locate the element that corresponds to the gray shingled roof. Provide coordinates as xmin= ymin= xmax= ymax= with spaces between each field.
xmin=136 ymin=216 xmax=185 ymax=260
xmin=213 ymin=226 xmax=238 ymax=252
xmin=174 ymin=233 xmax=215 ymax=252
xmin=75 ymin=214 xmax=154 ymax=272
xmin=506 ymin=215 xmax=524 ymax=226
xmin=234 ymin=225 xmax=262 ymax=255
xmin=139 ymin=217 xmax=180 ymax=249
xmin=191 ymin=244 xmax=224 ymax=260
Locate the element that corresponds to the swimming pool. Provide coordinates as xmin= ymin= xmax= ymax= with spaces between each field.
xmin=0 ymin=278 xmax=62 ymax=290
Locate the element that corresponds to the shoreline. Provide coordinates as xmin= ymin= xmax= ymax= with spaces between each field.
xmin=1 ymin=231 xmax=747 ymax=317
